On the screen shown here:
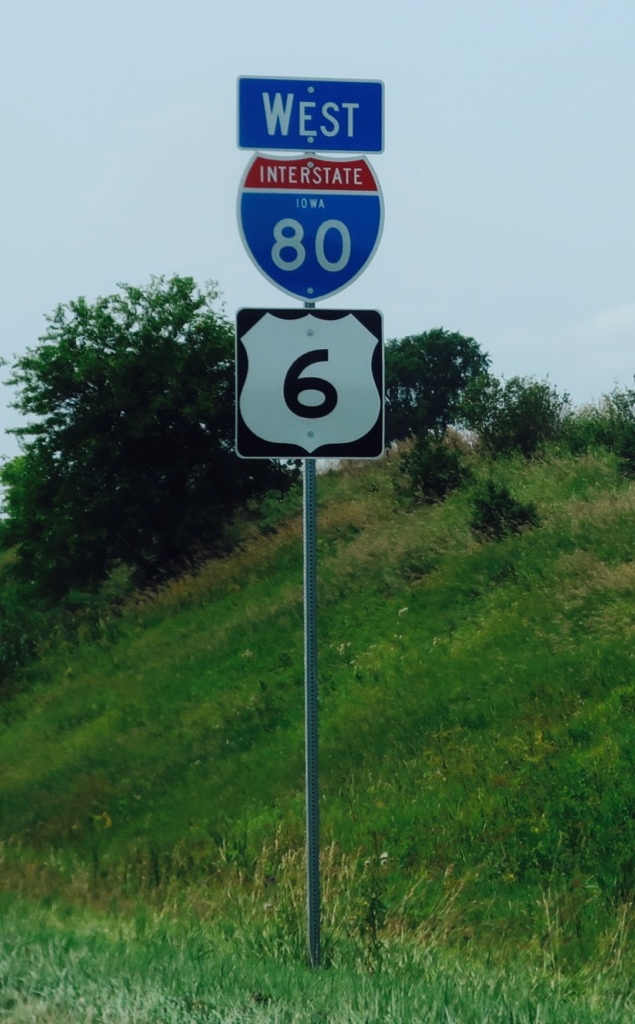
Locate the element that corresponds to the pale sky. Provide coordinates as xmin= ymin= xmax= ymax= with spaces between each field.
xmin=2 ymin=0 xmax=634 ymax=460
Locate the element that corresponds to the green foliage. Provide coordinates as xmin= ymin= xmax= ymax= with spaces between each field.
xmin=0 ymin=574 xmax=49 ymax=693
xmin=2 ymin=897 xmax=633 ymax=1023
xmin=0 ymin=276 xmax=295 ymax=597
xmin=0 ymin=555 xmax=137 ymax=697
xmin=1 ymin=448 xmax=635 ymax=974
xmin=463 ymin=374 xmax=570 ymax=457
xmin=399 ymin=430 xmax=471 ymax=502
xmin=563 ymin=384 xmax=635 ymax=473
xmin=353 ymin=846 xmax=388 ymax=972
xmin=384 ymin=328 xmax=490 ymax=443
xmin=469 ymin=480 xmax=540 ymax=540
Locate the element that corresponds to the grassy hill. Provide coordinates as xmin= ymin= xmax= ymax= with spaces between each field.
xmin=1 ymin=444 xmax=634 ymax=977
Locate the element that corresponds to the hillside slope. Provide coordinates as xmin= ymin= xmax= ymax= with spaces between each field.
xmin=1 ymin=447 xmax=634 ymax=964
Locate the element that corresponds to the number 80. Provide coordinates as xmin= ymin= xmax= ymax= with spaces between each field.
xmin=271 ymin=218 xmax=352 ymax=273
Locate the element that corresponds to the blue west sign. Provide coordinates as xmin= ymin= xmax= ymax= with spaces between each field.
xmin=237 ymin=77 xmax=384 ymax=153
xmin=237 ymin=153 xmax=384 ymax=302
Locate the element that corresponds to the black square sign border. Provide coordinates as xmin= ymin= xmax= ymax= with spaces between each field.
xmin=236 ymin=308 xmax=384 ymax=459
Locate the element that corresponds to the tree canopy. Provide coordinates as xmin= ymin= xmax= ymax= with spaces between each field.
xmin=384 ymin=328 xmax=490 ymax=444
xmin=0 ymin=276 xmax=295 ymax=597
xmin=461 ymin=374 xmax=570 ymax=457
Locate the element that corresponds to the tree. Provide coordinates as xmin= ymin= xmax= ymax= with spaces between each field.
xmin=462 ymin=375 xmax=570 ymax=458
xmin=384 ymin=328 xmax=490 ymax=444
xmin=0 ymin=276 xmax=296 ymax=597
xmin=562 ymin=383 xmax=635 ymax=473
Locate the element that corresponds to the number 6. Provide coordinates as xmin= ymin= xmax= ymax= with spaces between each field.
xmin=284 ymin=350 xmax=338 ymax=418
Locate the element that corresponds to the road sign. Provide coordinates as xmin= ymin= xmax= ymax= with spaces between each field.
xmin=237 ymin=154 xmax=384 ymax=302
xmin=237 ymin=77 xmax=384 ymax=153
xmin=236 ymin=308 xmax=383 ymax=458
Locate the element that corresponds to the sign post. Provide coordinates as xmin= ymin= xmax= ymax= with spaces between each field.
xmin=236 ymin=76 xmax=385 ymax=969
xmin=303 ymin=448 xmax=320 ymax=968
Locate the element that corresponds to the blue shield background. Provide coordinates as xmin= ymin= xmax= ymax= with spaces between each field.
xmin=239 ymin=191 xmax=383 ymax=301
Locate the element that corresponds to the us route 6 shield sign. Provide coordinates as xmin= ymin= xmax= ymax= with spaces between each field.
xmin=236 ymin=309 xmax=384 ymax=458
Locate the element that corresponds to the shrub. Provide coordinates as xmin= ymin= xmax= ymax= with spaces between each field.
xmin=469 ymin=480 xmax=540 ymax=540
xmin=399 ymin=431 xmax=470 ymax=503
xmin=563 ymin=385 xmax=635 ymax=473
xmin=462 ymin=375 xmax=570 ymax=458
xmin=0 ymin=578 xmax=47 ymax=694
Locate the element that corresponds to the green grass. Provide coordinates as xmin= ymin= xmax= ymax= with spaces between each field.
xmin=1 ymin=895 xmax=633 ymax=1023
xmin=1 ymin=447 xmax=635 ymax=982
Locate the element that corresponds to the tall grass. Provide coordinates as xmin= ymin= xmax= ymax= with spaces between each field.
xmin=0 ymin=448 xmax=634 ymax=976
xmin=1 ymin=892 xmax=634 ymax=1023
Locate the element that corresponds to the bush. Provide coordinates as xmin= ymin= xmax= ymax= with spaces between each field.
xmin=469 ymin=480 xmax=540 ymax=540
xmin=0 ymin=578 xmax=47 ymax=694
xmin=399 ymin=431 xmax=470 ymax=503
xmin=563 ymin=385 xmax=635 ymax=473
xmin=462 ymin=375 xmax=570 ymax=458
xmin=0 ymin=563 xmax=133 ymax=697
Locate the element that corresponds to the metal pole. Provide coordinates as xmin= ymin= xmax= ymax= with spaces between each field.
xmin=304 ymin=455 xmax=320 ymax=969
xmin=302 ymin=293 xmax=320 ymax=969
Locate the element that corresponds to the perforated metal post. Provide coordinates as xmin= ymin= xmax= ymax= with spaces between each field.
xmin=301 ymin=298 xmax=320 ymax=969
xmin=304 ymin=455 xmax=320 ymax=968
